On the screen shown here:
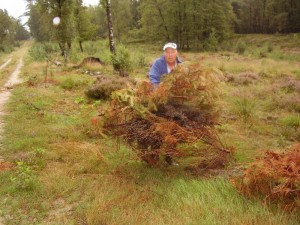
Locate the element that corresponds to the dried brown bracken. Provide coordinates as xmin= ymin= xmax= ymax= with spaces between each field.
xmin=233 ymin=143 xmax=300 ymax=211
xmin=0 ymin=161 xmax=14 ymax=171
xmin=100 ymin=64 xmax=232 ymax=168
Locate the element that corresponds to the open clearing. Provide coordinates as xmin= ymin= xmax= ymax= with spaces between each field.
xmin=0 ymin=36 xmax=299 ymax=224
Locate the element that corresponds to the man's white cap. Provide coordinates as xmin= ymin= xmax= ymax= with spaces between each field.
xmin=163 ymin=42 xmax=177 ymax=51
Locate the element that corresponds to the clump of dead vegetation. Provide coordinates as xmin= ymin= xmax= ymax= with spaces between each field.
xmin=226 ymin=72 xmax=260 ymax=85
xmin=233 ymin=143 xmax=300 ymax=211
xmin=0 ymin=161 xmax=14 ymax=171
xmin=277 ymin=76 xmax=300 ymax=93
xmin=99 ymin=64 xmax=232 ymax=168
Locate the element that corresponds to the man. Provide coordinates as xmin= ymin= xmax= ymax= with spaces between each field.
xmin=149 ymin=42 xmax=182 ymax=87
xmin=148 ymin=43 xmax=181 ymax=166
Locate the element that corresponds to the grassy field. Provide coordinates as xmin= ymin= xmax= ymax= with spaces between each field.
xmin=0 ymin=34 xmax=299 ymax=224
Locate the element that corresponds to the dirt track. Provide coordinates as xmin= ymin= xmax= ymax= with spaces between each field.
xmin=0 ymin=58 xmax=23 ymax=135
xmin=0 ymin=58 xmax=12 ymax=70
xmin=0 ymin=56 xmax=24 ymax=225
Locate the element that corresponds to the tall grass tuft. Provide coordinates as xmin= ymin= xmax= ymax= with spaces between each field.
xmin=233 ymin=96 xmax=256 ymax=121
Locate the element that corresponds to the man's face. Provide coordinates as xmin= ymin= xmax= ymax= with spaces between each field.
xmin=164 ymin=48 xmax=178 ymax=64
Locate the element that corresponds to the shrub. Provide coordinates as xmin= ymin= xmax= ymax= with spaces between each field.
xmin=279 ymin=76 xmax=300 ymax=93
xmin=59 ymin=76 xmax=89 ymax=90
xmin=133 ymin=52 xmax=147 ymax=68
xmin=229 ymin=72 xmax=260 ymax=85
xmin=236 ymin=41 xmax=247 ymax=54
xmin=267 ymin=42 xmax=274 ymax=53
xmin=10 ymin=161 xmax=36 ymax=190
xmin=269 ymin=94 xmax=300 ymax=113
xmin=85 ymin=74 xmax=134 ymax=100
xmin=28 ymin=42 xmax=58 ymax=62
xmin=111 ymin=45 xmax=133 ymax=76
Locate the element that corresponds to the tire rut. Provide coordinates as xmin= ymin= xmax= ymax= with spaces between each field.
xmin=0 ymin=58 xmax=12 ymax=70
xmin=0 ymin=58 xmax=23 ymax=143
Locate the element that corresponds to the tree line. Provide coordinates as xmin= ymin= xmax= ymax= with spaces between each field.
xmin=26 ymin=0 xmax=300 ymax=52
xmin=0 ymin=9 xmax=30 ymax=52
xmin=233 ymin=0 xmax=300 ymax=33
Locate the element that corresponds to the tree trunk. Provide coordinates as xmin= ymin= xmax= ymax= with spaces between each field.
xmin=58 ymin=43 xmax=68 ymax=64
xmin=79 ymin=41 xmax=83 ymax=52
xmin=105 ymin=0 xmax=115 ymax=55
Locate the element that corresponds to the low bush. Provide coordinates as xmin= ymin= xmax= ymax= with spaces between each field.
xmin=10 ymin=161 xmax=37 ymax=190
xmin=85 ymin=74 xmax=134 ymax=100
xmin=58 ymin=76 xmax=90 ymax=90
xmin=133 ymin=52 xmax=148 ymax=68
xmin=111 ymin=45 xmax=133 ymax=76
xmin=267 ymin=42 xmax=274 ymax=53
xmin=278 ymin=76 xmax=300 ymax=93
xmin=268 ymin=94 xmax=300 ymax=113
xmin=228 ymin=72 xmax=260 ymax=85
xmin=236 ymin=41 xmax=247 ymax=54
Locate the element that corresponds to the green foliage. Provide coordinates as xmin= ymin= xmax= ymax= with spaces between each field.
xmin=75 ymin=1 xmax=98 ymax=51
xmin=27 ymin=0 xmax=99 ymax=60
xmin=233 ymin=0 xmax=300 ymax=33
xmin=140 ymin=0 xmax=234 ymax=49
xmin=280 ymin=115 xmax=300 ymax=129
xmin=133 ymin=52 xmax=147 ymax=68
xmin=68 ymin=39 xmax=111 ymax=64
xmin=204 ymin=29 xmax=219 ymax=51
xmin=266 ymin=42 xmax=274 ymax=53
xmin=10 ymin=161 xmax=36 ymax=190
xmin=111 ymin=45 xmax=133 ymax=76
xmin=0 ymin=9 xmax=29 ymax=52
xmin=74 ymin=96 xmax=86 ymax=104
xmin=236 ymin=41 xmax=247 ymax=54
xmin=279 ymin=115 xmax=300 ymax=141
xmin=28 ymin=42 xmax=59 ymax=61
xmin=59 ymin=77 xmax=85 ymax=90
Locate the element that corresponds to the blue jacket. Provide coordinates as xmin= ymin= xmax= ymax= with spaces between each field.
xmin=149 ymin=55 xmax=182 ymax=85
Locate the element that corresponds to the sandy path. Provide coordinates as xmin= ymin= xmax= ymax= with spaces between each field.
xmin=0 ymin=58 xmax=12 ymax=70
xmin=0 ymin=58 xmax=23 ymax=137
xmin=0 ymin=58 xmax=23 ymax=132
xmin=0 ymin=57 xmax=23 ymax=225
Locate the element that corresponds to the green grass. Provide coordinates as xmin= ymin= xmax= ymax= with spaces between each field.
xmin=0 ymin=36 xmax=299 ymax=224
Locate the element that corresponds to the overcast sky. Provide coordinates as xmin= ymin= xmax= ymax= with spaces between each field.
xmin=0 ymin=0 xmax=99 ymax=25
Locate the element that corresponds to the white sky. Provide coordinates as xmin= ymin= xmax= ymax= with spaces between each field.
xmin=0 ymin=0 xmax=100 ymax=25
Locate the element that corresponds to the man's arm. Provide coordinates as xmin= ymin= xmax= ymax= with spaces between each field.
xmin=149 ymin=61 xmax=161 ymax=86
